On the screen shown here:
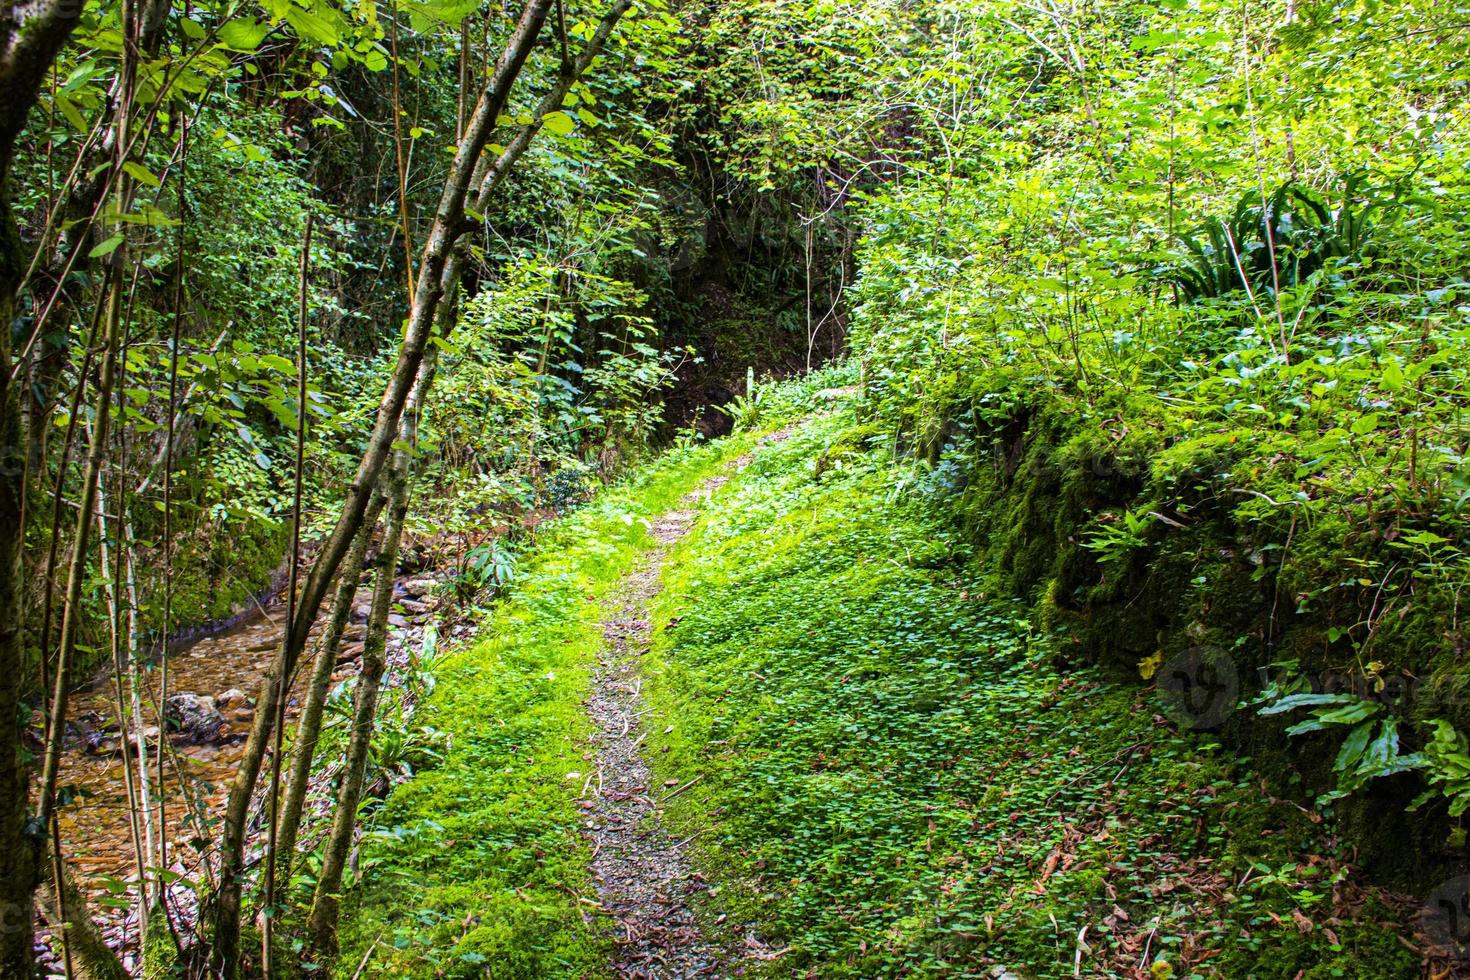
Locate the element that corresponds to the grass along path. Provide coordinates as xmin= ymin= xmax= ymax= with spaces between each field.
xmin=338 ymin=375 xmax=1423 ymax=978
xmin=640 ymin=401 xmax=1421 ymax=979
xmin=335 ymin=434 xmax=759 ymax=978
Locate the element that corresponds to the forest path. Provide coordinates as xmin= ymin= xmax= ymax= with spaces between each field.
xmin=581 ymin=473 xmax=734 ymax=978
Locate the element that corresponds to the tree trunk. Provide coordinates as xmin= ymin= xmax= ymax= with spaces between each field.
xmin=19 ymin=0 xmax=172 ymax=512
xmin=36 ymin=215 xmax=126 ymax=849
xmin=287 ymin=3 xmax=635 ymax=943
xmin=273 ymin=490 xmax=386 ymax=888
xmin=308 ymin=338 xmax=438 ymax=955
xmin=207 ymin=2 xmax=552 ymax=971
xmin=305 ymin=444 xmax=412 ymax=957
xmin=0 ymin=1 xmax=85 ymax=969
xmin=0 ymin=266 xmax=36 ymax=977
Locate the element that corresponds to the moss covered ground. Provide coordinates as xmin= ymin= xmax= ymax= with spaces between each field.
xmin=336 ymin=386 xmax=1420 ymax=978
xmin=642 ymin=403 xmax=1418 ymax=978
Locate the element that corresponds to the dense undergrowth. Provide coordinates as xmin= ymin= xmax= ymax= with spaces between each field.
xmin=644 ymin=395 xmax=1420 ymax=978
xmin=831 ymin=0 xmax=1470 ymax=890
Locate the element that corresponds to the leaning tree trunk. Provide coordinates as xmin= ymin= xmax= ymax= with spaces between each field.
xmin=207 ymin=2 xmax=553 ymax=971
xmin=272 ymin=490 xmax=387 ymax=888
xmin=279 ymin=0 xmax=636 ymax=920
xmin=306 ymin=335 xmax=438 ymax=954
xmin=305 ymin=439 xmax=414 ymax=956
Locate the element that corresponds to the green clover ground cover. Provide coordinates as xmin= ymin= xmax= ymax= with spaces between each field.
xmin=643 ymin=408 xmax=1417 ymax=979
xmin=334 ymin=434 xmax=752 ymax=977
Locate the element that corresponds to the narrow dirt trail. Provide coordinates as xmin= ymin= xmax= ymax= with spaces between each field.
xmin=582 ymin=480 xmax=729 ymax=978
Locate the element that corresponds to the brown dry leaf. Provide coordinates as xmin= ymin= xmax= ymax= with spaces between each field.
xmin=1040 ymin=847 xmax=1061 ymax=881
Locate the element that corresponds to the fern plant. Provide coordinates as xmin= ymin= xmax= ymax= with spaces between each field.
xmin=715 ymin=389 xmax=766 ymax=432
xmin=1257 ymin=668 xmax=1470 ymax=816
xmin=1164 ymin=176 xmax=1385 ymax=302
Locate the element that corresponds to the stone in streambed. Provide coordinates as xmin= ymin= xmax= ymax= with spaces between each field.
xmin=403 ymin=578 xmax=437 ymax=597
xmin=216 ymin=688 xmax=250 ymax=709
xmin=122 ymin=726 xmax=162 ymax=754
xmin=164 ymin=693 xmax=225 ymax=744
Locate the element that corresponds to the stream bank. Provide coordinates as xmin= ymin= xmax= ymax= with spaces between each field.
xmin=45 ymin=555 xmax=466 ymax=972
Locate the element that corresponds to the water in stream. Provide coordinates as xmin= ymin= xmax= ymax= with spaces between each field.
xmin=47 ymin=572 xmax=442 ymax=972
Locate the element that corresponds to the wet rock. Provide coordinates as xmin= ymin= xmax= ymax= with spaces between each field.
xmin=65 ymin=715 xmax=101 ymax=751
xmin=164 ymin=693 xmax=225 ymax=744
xmin=86 ymin=733 xmax=120 ymax=756
xmin=217 ymin=688 xmax=250 ymax=709
xmin=403 ymin=577 xmax=437 ymax=597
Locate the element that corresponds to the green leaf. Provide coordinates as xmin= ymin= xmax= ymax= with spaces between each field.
xmin=540 ymin=111 xmax=576 ymax=136
xmin=1259 ymin=692 xmax=1353 ymax=715
xmin=1380 ymin=359 xmax=1404 ymax=392
xmin=1333 ymin=721 xmax=1375 ymax=773
xmin=218 ymin=17 xmax=269 ymax=51
xmin=53 ymin=93 xmax=90 ymax=132
xmin=89 ymin=234 xmax=124 ymax=258
xmin=285 ymin=5 xmax=340 ymax=46
xmin=1349 ymin=412 xmax=1379 ymax=436
xmin=1313 ymin=700 xmax=1380 ymax=727
xmin=122 ymin=161 xmax=161 ymax=187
